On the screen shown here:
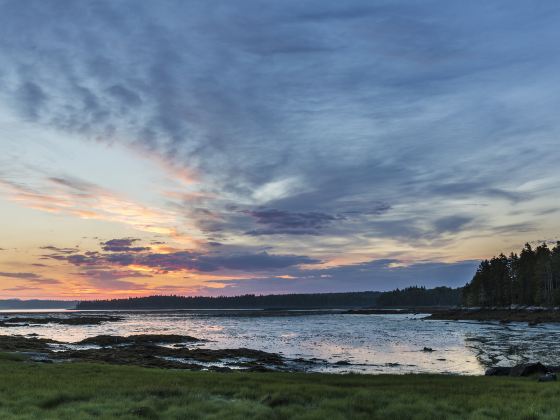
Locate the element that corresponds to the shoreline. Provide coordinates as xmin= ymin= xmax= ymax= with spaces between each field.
xmin=4 ymin=306 xmax=560 ymax=323
xmin=425 ymin=308 xmax=560 ymax=324
xmin=343 ymin=307 xmax=560 ymax=324
xmin=0 ymin=332 xmax=555 ymax=378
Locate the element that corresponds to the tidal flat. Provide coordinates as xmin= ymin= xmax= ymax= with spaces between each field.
xmin=3 ymin=311 xmax=560 ymax=374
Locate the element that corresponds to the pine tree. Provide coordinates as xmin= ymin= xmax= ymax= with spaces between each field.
xmin=462 ymin=242 xmax=560 ymax=308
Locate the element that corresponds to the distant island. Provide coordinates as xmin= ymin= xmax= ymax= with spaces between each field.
xmin=75 ymin=287 xmax=461 ymax=310
xmin=0 ymin=299 xmax=77 ymax=310
xmin=76 ymin=292 xmax=381 ymax=310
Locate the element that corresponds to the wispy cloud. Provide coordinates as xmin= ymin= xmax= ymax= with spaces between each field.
xmin=44 ymin=245 xmax=320 ymax=275
xmin=0 ymin=271 xmax=60 ymax=285
xmin=0 ymin=173 xmax=184 ymax=238
xmin=101 ymin=238 xmax=150 ymax=253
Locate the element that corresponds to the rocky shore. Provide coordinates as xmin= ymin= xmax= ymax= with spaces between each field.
xmin=485 ymin=362 xmax=559 ymax=381
xmin=426 ymin=308 xmax=560 ymax=324
xmin=0 ymin=334 xmax=310 ymax=372
xmin=2 ymin=333 xmax=559 ymax=382
xmin=0 ymin=314 xmax=123 ymax=327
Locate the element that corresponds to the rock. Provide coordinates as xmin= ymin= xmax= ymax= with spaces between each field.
xmin=0 ymin=316 xmax=122 ymax=327
xmin=538 ymin=373 xmax=557 ymax=382
xmin=485 ymin=367 xmax=512 ymax=376
xmin=78 ymin=334 xmax=201 ymax=347
xmin=246 ymin=364 xmax=272 ymax=372
xmin=208 ymin=366 xmax=232 ymax=372
xmin=422 ymin=347 xmax=434 ymax=352
xmin=509 ymin=362 xmax=548 ymax=377
xmin=0 ymin=335 xmax=59 ymax=352
xmin=17 ymin=351 xmax=54 ymax=363
xmin=335 ymin=360 xmax=351 ymax=365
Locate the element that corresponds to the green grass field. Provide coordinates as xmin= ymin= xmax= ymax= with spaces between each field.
xmin=0 ymin=355 xmax=559 ymax=419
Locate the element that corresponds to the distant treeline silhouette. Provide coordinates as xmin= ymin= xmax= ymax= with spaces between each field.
xmin=376 ymin=286 xmax=462 ymax=307
xmin=463 ymin=242 xmax=560 ymax=307
xmin=0 ymin=299 xmax=77 ymax=310
xmin=76 ymin=287 xmax=465 ymax=310
xmin=75 ymin=292 xmax=381 ymax=310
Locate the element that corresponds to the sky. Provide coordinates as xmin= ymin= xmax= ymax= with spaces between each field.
xmin=0 ymin=1 xmax=559 ymax=299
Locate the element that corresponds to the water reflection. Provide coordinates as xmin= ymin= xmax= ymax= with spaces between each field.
xmin=1 ymin=311 xmax=558 ymax=375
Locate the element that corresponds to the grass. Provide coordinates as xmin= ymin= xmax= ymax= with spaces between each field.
xmin=0 ymin=359 xmax=560 ymax=419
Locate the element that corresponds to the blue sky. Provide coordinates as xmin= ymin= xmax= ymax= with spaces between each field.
xmin=0 ymin=1 xmax=559 ymax=298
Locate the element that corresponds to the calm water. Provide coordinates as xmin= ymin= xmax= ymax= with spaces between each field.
xmin=2 ymin=310 xmax=560 ymax=375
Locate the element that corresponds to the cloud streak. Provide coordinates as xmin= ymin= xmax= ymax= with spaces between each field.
xmin=0 ymin=271 xmax=60 ymax=285
xmin=43 ymin=244 xmax=320 ymax=275
xmin=0 ymin=173 xmax=183 ymax=238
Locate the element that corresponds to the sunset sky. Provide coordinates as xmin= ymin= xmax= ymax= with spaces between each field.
xmin=0 ymin=1 xmax=559 ymax=299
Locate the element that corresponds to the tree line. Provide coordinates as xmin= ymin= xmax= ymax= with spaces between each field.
xmin=0 ymin=299 xmax=77 ymax=310
xmin=376 ymin=286 xmax=461 ymax=307
xmin=76 ymin=291 xmax=381 ymax=310
xmin=76 ymin=287 xmax=464 ymax=310
xmin=463 ymin=242 xmax=560 ymax=307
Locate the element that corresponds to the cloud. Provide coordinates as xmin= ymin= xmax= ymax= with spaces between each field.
xmin=244 ymin=208 xmax=339 ymax=235
xmin=206 ymin=258 xmax=479 ymax=294
xmin=101 ymin=238 xmax=150 ymax=252
xmin=40 ymin=246 xmax=79 ymax=254
xmin=1 ymin=1 xmax=556 ymax=227
xmin=42 ymin=244 xmax=320 ymax=274
xmin=134 ymin=250 xmax=320 ymax=273
xmin=76 ymin=269 xmax=152 ymax=291
xmin=0 ymin=271 xmax=60 ymax=285
xmin=0 ymin=272 xmax=43 ymax=280
xmin=15 ymin=82 xmax=48 ymax=120
xmin=433 ymin=216 xmax=473 ymax=234
xmin=0 ymin=173 xmax=181 ymax=237
xmin=3 ymin=286 xmax=41 ymax=292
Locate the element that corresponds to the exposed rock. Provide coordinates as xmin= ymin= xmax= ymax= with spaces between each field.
xmin=208 ymin=366 xmax=232 ymax=372
xmin=0 ymin=334 xmax=310 ymax=372
xmin=0 ymin=316 xmax=122 ymax=327
xmin=422 ymin=347 xmax=434 ymax=352
xmin=77 ymin=334 xmax=202 ymax=347
xmin=245 ymin=364 xmax=273 ymax=372
xmin=538 ymin=373 xmax=557 ymax=382
xmin=20 ymin=351 xmax=52 ymax=362
xmin=485 ymin=367 xmax=512 ymax=376
xmin=0 ymin=335 xmax=58 ymax=352
xmin=344 ymin=309 xmax=407 ymax=315
xmin=509 ymin=362 xmax=548 ymax=377
xmin=53 ymin=343 xmax=285 ymax=371
xmin=486 ymin=363 xmax=553 ymax=377
xmin=427 ymin=309 xmax=560 ymax=323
